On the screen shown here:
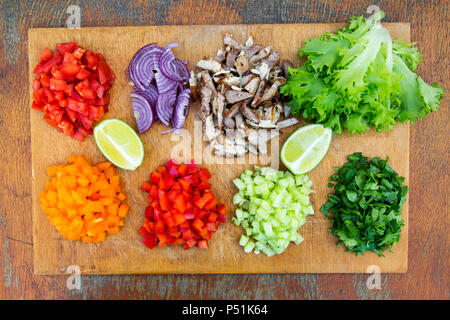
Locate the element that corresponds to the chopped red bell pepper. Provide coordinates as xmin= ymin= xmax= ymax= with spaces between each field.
xmin=139 ymin=159 xmax=227 ymax=250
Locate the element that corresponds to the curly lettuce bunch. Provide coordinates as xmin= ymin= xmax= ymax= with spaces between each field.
xmin=281 ymin=11 xmax=444 ymax=134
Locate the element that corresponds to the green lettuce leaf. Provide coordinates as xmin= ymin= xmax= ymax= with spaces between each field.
xmin=281 ymin=11 xmax=444 ymax=134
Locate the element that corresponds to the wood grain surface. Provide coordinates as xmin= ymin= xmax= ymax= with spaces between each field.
xmin=29 ymin=24 xmax=409 ymax=275
xmin=1 ymin=0 xmax=448 ymax=299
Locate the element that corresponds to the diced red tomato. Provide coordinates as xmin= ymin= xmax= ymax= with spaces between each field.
xmin=73 ymin=47 xmax=86 ymax=60
xmin=31 ymin=42 xmax=114 ymax=141
xmin=56 ymin=42 xmax=78 ymax=55
xmin=39 ymin=48 xmax=53 ymax=61
xmin=76 ymin=68 xmax=91 ymax=80
xmin=139 ymin=159 xmax=227 ymax=250
xmin=83 ymin=50 xmax=98 ymax=70
xmin=60 ymin=63 xmax=80 ymax=77
xmin=49 ymin=78 xmax=68 ymax=91
xmin=97 ymin=60 xmax=113 ymax=84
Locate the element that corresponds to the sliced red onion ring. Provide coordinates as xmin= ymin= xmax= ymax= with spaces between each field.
xmin=130 ymin=92 xmax=154 ymax=134
xmin=175 ymin=59 xmax=191 ymax=81
xmin=156 ymin=90 xmax=177 ymax=127
xmin=155 ymin=68 xmax=179 ymax=94
xmin=135 ymin=84 xmax=158 ymax=115
xmin=159 ymin=43 xmax=189 ymax=82
xmin=128 ymin=44 xmax=163 ymax=90
xmin=128 ymin=42 xmax=191 ymax=134
xmin=172 ymin=88 xmax=191 ymax=129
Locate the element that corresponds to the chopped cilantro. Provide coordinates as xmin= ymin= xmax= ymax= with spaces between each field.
xmin=321 ymin=152 xmax=408 ymax=256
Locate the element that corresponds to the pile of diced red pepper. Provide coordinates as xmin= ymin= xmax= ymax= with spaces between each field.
xmin=32 ymin=42 xmax=114 ymax=141
xmin=139 ymin=159 xmax=227 ymax=250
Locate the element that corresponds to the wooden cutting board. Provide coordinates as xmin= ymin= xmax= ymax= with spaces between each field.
xmin=29 ymin=23 xmax=409 ymax=274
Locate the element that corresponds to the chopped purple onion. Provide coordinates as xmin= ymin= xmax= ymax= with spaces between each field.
xmin=128 ymin=42 xmax=191 ymax=134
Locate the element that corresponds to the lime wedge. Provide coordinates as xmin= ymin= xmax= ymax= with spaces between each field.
xmin=281 ymin=124 xmax=332 ymax=174
xmin=94 ymin=119 xmax=144 ymax=170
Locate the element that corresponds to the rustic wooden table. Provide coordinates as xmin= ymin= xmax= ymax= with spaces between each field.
xmin=0 ymin=0 xmax=448 ymax=300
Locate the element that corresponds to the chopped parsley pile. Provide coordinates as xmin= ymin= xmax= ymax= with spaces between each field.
xmin=321 ymin=153 xmax=408 ymax=256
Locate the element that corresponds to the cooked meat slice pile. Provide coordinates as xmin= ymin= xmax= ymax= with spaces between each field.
xmin=191 ymin=33 xmax=299 ymax=157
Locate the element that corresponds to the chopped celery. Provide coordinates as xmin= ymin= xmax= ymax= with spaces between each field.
xmin=233 ymin=193 xmax=244 ymax=205
xmin=244 ymin=239 xmax=255 ymax=253
xmin=239 ymin=234 xmax=249 ymax=246
xmin=235 ymin=208 xmax=246 ymax=221
xmin=233 ymin=178 xmax=246 ymax=191
xmin=232 ymin=166 xmax=315 ymax=257
xmin=254 ymin=175 xmax=266 ymax=185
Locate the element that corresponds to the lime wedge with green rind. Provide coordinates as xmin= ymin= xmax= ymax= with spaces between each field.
xmin=94 ymin=119 xmax=144 ymax=171
xmin=281 ymin=124 xmax=332 ymax=174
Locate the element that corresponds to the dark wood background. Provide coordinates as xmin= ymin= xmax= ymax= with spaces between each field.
xmin=0 ymin=0 xmax=448 ymax=299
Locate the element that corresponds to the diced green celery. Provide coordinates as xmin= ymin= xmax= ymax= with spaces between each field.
xmin=270 ymin=219 xmax=281 ymax=229
xmin=278 ymin=178 xmax=290 ymax=188
xmin=250 ymin=196 xmax=262 ymax=206
xmin=243 ymin=169 xmax=253 ymax=177
xmin=233 ymin=178 xmax=246 ymax=191
xmin=239 ymin=234 xmax=249 ymax=246
xmin=300 ymin=185 xmax=311 ymax=195
xmin=256 ymin=207 xmax=270 ymax=220
xmin=233 ymin=168 xmax=314 ymax=257
xmin=240 ymin=199 xmax=250 ymax=211
xmin=235 ymin=208 xmax=245 ymax=221
xmin=298 ymin=194 xmax=311 ymax=206
xmin=242 ymin=174 xmax=253 ymax=186
xmin=261 ymin=246 xmax=276 ymax=257
xmin=262 ymin=222 xmax=274 ymax=238
xmin=253 ymin=175 xmax=266 ymax=185
xmin=278 ymin=231 xmax=290 ymax=240
xmin=252 ymin=222 xmax=261 ymax=234
xmin=261 ymin=167 xmax=278 ymax=177
xmin=288 ymin=203 xmax=301 ymax=214
xmin=248 ymin=203 xmax=257 ymax=216
xmin=233 ymin=193 xmax=244 ymax=205
xmin=255 ymin=182 xmax=270 ymax=196
xmin=295 ymin=175 xmax=305 ymax=186
xmin=260 ymin=200 xmax=274 ymax=213
xmin=287 ymin=176 xmax=296 ymax=187
xmin=284 ymin=193 xmax=293 ymax=205
xmin=244 ymin=239 xmax=255 ymax=253
xmin=302 ymin=205 xmax=315 ymax=215
xmin=291 ymin=188 xmax=302 ymax=201
xmin=253 ymin=232 xmax=266 ymax=242
xmin=290 ymin=233 xmax=304 ymax=245
xmin=284 ymin=171 xmax=293 ymax=178
xmin=246 ymin=183 xmax=254 ymax=196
